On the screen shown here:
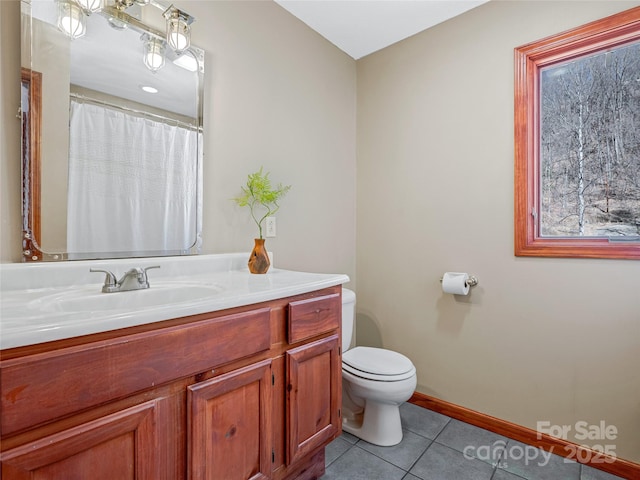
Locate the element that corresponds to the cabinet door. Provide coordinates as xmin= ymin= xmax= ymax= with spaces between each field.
xmin=0 ymin=399 xmax=163 ymax=480
xmin=286 ymin=334 xmax=341 ymax=465
xmin=189 ymin=359 xmax=272 ymax=480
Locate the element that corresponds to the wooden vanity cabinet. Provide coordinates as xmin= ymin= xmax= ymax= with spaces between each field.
xmin=189 ymin=359 xmax=274 ymax=480
xmin=0 ymin=398 xmax=167 ymax=479
xmin=0 ymin=286 xmax=343 ymax=480
xmin=286 ymin=335 xmax=341 ymax=467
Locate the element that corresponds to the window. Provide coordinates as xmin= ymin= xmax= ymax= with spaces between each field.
xmin=514 ymin=7 xmax=640 ymax=259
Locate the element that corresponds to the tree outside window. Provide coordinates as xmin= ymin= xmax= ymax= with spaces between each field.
xmin=515 ymin=7 xmax=640 ymax=259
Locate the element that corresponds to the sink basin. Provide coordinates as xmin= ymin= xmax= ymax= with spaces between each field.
xmin=29 ymin=282 xmax=224 ymax=314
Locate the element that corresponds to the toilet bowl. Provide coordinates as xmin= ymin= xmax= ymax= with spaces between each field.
xmin=341 ymin=289 xmax=417 ymax=446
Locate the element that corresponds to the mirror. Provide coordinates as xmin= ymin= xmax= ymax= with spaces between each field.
xmin=21 ymin=0 xmax=204 ymax=261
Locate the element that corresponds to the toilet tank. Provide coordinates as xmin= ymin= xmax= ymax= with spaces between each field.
xmin=341 ymin=288 xmax=356 ymax=352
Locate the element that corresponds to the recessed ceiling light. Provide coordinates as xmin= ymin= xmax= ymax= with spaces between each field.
xmin=140 ymin=85 xmax=158 ymax=94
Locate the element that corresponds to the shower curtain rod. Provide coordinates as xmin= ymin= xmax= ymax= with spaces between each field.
xmin=69 ymin=93 xmax=201 ymax=132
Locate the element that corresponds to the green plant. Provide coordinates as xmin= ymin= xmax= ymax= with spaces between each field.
xmin=234 ymin=167 xmax=291 ymax=239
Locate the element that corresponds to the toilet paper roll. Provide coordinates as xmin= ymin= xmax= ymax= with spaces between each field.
xmin=442 ymin=272 xmax=470 ymax=295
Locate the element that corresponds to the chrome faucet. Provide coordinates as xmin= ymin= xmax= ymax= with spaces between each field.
xmin=90 ymin=266 xmax=160 ymax=293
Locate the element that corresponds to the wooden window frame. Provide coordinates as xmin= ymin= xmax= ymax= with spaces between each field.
xmin=514 ymin=7 xmax=640 ymax=260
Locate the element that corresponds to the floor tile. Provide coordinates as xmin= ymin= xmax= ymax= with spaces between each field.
xmin=492 ymin=469 xmax=527 ymax=480
xmin=498 ymin=439 xmax=581 ymax=480
xmin=325 ymin=436 xmax=352 ymax=467
xmin=358 ymin=429 xmax=432 ymax=470
xmin=580 ymin=464 xmax=627 ymax=480
xmin=402 ymin=474 xmax=422 ymax=480
xmin=409 ymin=442 xmax=495 ymax=480
xmin=399 ymin=402 xmax=450 ymax=440
xmin=341 ymin=431 xmax=359 ymax=444
xmin=435 ymin=418 xmax=509 ymax=466
xmin=323 ymin=405 xmax=630 ymax=480
xmin=323 ymin=445 xmax=406 ymax=480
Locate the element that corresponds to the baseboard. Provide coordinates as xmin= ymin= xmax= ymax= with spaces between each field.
xmin=409 ymin=392 xmax=639 ymax=480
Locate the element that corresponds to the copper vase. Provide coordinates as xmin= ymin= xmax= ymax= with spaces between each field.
xmin=248 ymin=238 xmax=270 ymax=274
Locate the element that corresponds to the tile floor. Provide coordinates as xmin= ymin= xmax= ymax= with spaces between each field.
xmin=323 ymin=403 xmax=627 ymax=480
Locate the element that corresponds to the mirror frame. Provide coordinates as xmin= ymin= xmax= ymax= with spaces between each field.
xmin=21 ymin=67 xmax=43 ymax=260
xmin=21 ymin=1 xmax=205 ymax=262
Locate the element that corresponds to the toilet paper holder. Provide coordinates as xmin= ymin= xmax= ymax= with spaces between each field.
xmin=439 ymin=275 xmax=478 ymax=288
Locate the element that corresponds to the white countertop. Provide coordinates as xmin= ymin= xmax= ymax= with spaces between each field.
xmin=0 ymin=254 xmax=349 ymax=350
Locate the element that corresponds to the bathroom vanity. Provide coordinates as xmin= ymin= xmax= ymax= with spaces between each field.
xmin=0 ymin=254 xmax=348 ymax=479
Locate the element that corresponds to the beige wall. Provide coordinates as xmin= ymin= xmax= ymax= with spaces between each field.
xmin=1 ymin=0 xmax=357 ymax=285
xmin=1 ymin=0 xmax=22 ymax=262
xmin=357 ymin=0 xmax=640 ymax=463
xmin=186 ymin=0 xmax=357 ymax=279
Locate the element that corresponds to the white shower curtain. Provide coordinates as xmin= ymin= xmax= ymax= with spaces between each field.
xmin=67 ymin=100 xmax=200 ymax=256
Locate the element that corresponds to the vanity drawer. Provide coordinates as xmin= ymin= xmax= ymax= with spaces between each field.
xmin=288 ymin=293 xmax=340 ymax=344
xmin=1 ymin=307 xmax=271 ymax=436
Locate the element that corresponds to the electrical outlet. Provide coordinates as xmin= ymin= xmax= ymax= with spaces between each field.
xmin=265 ymin=216 xmax=277 ymax=237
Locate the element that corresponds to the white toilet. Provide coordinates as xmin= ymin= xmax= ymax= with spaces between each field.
xmin=341 ymin=288 xmax=417 ymax=446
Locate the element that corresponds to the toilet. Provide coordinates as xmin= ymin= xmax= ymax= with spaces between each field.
xmin=341 ymin=288 xmax=417 ymax=446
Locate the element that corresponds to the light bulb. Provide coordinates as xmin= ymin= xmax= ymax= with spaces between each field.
xmin=167 ymin=18 xmax=190 ymax=52
xmin=163 ymin=7 xmax=194 ymax=54
xmin=143 ymin=37 xmax=165 ymax=72
xmin=57 ymin=0 xmax=86 ymax=39
xmin=76 ymin=0 xmax=102 ymax=13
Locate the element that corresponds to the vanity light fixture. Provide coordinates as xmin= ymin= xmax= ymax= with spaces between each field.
xmin=57 ymin=0 xmax=86 ymax=39
xmin=58 ymin=0 xmax=197 ymax=55
xmin=142 ymin=34 xmax=165 ymax=73
xmin=114 ymin=0 xmax=135 ymax=10
xmin=163 ymin=5 xmax=194 ymax=53
xmin=76 ymin=0 xmax=102 ymax=14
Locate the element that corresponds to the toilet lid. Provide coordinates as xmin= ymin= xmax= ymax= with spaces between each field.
xmin=343 ymin=347 xmax=415 ymax=381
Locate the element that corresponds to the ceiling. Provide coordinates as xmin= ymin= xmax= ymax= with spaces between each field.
xmin=274 ymin=0 xmax=491 ymax=59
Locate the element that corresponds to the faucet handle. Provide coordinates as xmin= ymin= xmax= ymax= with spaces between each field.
xmin=143 ymin=265 xmax=160 ymax=275
xmin=90 ymin=268 xmax=118 ymax=293
xmin=141 ymin=266 xmax=160 ymax=286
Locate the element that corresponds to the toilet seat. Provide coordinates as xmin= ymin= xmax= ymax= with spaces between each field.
xmin=342 ymin=347 xmax=416 ymax=382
